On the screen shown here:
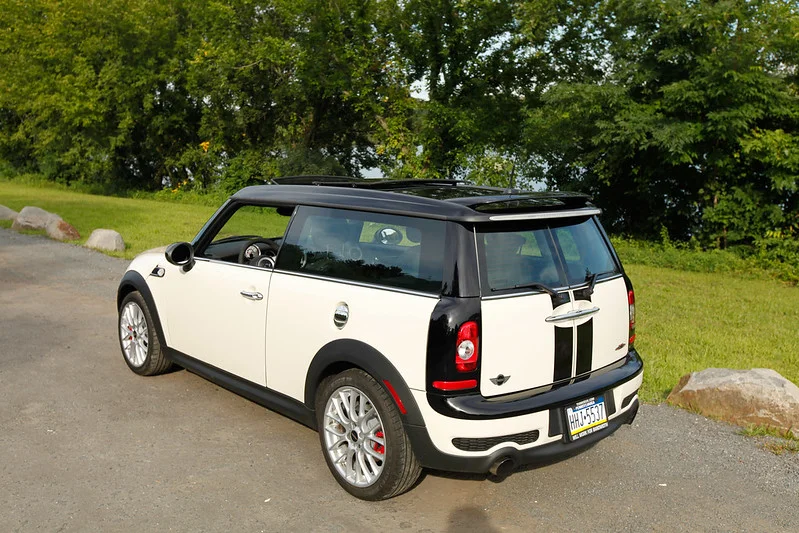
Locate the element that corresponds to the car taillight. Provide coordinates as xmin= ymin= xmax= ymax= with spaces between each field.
xmin=628 ymin=289 xmax=636 ymax=348
xmin=455 ymin=321 xmax=479 ymax=372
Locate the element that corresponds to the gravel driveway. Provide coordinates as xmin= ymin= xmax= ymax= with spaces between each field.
xmin=1 ymin=228 xmax=797 ymax=532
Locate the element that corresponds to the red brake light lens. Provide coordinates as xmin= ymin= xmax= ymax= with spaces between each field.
xmin=628 ymin=290 xmax=636 ymax=347
xmin=455 ymin=321 xmax=479 ymax=372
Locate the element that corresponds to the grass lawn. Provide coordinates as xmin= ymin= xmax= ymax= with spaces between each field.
xmin=628 ymin=264 xmax=799 ymax=401
xmin=0 ymin=180 xmax=218 ymax=258
xmin=2 ymin=180 xmax=797 ymax=400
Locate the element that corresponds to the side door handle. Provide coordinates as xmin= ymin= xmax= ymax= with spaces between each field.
xmin=240 ymin=290 xmax=263 ymax=301
xmin=545 ymin=306 xmax=600 ymax=323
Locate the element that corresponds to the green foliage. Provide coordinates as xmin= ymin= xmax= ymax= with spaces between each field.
xmin=525 ymin=0 xmax=799 ymax=245
xmin=0 ymin=0 xmax=410 ymax=189
xmin=612 ymin=236 xmax=799 ymax=283
xmin=0 ymin=0 xmax=797 ymax=271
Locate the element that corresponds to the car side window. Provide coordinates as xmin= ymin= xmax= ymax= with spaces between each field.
xmin=276 ymin=206 xmax=446 ymax=293
xmin=199 ymin=204 xmax=294 ymax=266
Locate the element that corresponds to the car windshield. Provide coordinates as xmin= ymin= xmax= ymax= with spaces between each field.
xmin=478 ymin=217 xmax=618 ymax=292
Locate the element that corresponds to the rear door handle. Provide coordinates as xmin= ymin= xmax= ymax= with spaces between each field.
xmin=545 ymin=306 xmax=600 ymax=323
xmin=240 ymin=290 xmax=263 ymax=301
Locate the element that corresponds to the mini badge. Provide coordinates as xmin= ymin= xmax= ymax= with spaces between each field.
xmin=490 ymin=374 xmax=511 ymax=386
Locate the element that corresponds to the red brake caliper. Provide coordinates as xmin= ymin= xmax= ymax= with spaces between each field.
xmin=128 ymin=326 xmax=133 ymax=340
xmin=373 ymin=430 xmax=385 ymax=455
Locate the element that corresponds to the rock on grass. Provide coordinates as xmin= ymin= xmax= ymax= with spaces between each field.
xmin=85 ymin=229 xmax=125 ymax=252
xmin=668 ymin=368 xmax=799 ymax=436
xmin=47 ymin=218 xmax=81 ymax=241
xmin=11 ymin=206 xmax=60 ymax=230
xmin=0 ymin=204 xmax=18 ymax=221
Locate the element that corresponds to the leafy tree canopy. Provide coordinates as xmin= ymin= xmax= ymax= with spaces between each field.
xmin=0 ymin=0 xmax=796 ymax=247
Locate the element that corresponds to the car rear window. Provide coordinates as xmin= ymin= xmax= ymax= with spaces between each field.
xmin=477 ymin=217 xmax=619 ymax=292
xmin=276 ymin=206 xmax=446 ymax=294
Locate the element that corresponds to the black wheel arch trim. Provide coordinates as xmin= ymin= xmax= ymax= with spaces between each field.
xmin=304 ymin=339 xmax=426 ymax=427
xmin=117 ymin=270 xmax=167 ymax=348
xmin=427 ymin=350 xmax=644 ymax=420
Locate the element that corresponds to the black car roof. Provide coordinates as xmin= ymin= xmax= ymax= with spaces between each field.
xmin=230 ymin=176 xmax=599 ymax=223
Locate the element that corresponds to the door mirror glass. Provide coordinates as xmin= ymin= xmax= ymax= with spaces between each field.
xmin=165 ymin=242 xmax=195 ymax=271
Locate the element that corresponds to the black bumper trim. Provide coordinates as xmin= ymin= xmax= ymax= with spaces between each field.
xmin=427 ymin=350 xmax=643 ymax=420
xmin=408 ymin=399 xmax=639 ymax=474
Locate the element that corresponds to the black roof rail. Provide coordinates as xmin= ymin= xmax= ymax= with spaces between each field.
xmin=270 ymin=175 xmax=363 ymax=186
xmin=271 ymin=176 xmax=475 ymax=190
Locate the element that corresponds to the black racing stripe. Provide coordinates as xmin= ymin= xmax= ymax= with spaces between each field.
xmin=575 ymin=319 xmax=593 ymax=375
xmin=553 ymin=326 xmax=573 ymax=382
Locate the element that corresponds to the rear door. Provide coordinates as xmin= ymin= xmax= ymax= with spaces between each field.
xmin=552 ymin=223 xmax=629 ymax=372
xmin=477 ymin=216 xmax=627 ymax=398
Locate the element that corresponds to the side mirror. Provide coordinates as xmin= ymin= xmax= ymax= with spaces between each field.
xmin=165 ymin=242 xmax=195 ymax=272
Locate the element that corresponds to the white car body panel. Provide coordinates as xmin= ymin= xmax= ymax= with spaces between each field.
xmin=479 ymin=294 xmax=569 ymax=397
xmin=582 ymin=276 xmax=630 ymax=371
xmin=264 ymin=271 xmax=439 ymax=401
xmin=126 ymin=252 xmax=173 ymax=342
xmin=155 ymin=258 xmax=270 ymax=386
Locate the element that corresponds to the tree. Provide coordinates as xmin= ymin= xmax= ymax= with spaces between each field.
xmin=0 ymin=0 xmax=197 ymax=189
xmin=525 ymin=0 xmax=799 ymax=244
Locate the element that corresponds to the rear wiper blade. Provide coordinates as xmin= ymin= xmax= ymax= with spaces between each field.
xmin=584 ymin=269 xmax=615 ymax=295
xmin=491 ymin=282 xmax=559 ymax=298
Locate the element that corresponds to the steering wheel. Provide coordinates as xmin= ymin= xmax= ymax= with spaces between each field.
xmin=238 ymin=238 xmax=280 ymax=267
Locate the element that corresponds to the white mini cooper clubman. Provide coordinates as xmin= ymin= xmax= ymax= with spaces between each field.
xmin=117 ymin=177 xmax=643 ymax=500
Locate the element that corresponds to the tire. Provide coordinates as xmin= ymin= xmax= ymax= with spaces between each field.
xmin=118 ymin=291 xmax=171 ymax=376
xmin=316 ymin=369 xmax=422 ymax=500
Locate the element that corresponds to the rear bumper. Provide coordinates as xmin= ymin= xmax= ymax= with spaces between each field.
xmin=405 ymin=350 xmax=643 ymax=473
xmin=428 ymin=350 xmax=643 ymax=420
xmin=408 ymin=398 xmax=639 ymax=474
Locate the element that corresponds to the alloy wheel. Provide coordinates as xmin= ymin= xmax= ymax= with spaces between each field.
xmin=322 ymin=386 xmax=386 ymax=487
xmin=120 ymin=301 xmax=149 ymax=367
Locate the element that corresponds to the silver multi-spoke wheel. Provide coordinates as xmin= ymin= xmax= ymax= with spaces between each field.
xmin=323 ymin=386 xmax=386 ymax=488
xmin=120 ymin=301 xmax=149 ymax=367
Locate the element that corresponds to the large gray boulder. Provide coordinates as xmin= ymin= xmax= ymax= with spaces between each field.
xmin=668 ymin=368 xmax=799 ymax=435
xmin=85 ymin=228 xmax=125 ymax=252
xmin=0 ymin=204 xmax=18 ymax=221
xmin=46 ymin=218 xmax=80 ymax=241
xmin=11 ymin=206 xmax=60 ymax=231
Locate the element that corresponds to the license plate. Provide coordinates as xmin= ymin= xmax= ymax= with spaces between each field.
xmin=565 ymin=396 xmax=608 ymax=441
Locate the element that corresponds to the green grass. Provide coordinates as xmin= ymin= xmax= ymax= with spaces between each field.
xmin=612 ymin=236 xmax=799 ymax=284
xmin=629 ymin=264 xmax=799 ymax=402
xmin=2 ymin=180 xmax=798 ymax=402
xmin=0 ymin=181 xmax=218 ymax=258
xmin=739 ymin=424 xmax=798 ymax=441
xmin=739 ymin=424 xmax=799 ymax=455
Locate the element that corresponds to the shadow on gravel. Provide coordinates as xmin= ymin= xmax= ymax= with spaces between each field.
xmin=446 ymin=506 xmax=500 ymax=533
